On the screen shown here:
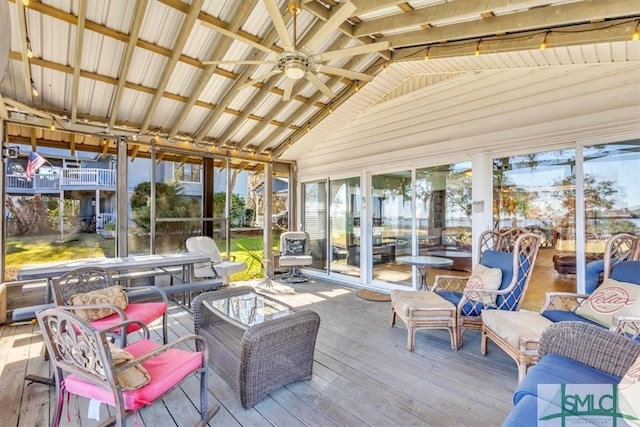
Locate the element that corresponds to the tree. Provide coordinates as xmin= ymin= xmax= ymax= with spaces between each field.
xmin=6 ymin=195 xmax=54 ymax=235
xmin=212 ymin=192 xmax=246 ymax=226
xmin=130 ymin=181 xmax=200 ymax=231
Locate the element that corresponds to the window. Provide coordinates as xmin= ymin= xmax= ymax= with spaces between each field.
xmin=174 ymin=163 xmax=202 ymax=183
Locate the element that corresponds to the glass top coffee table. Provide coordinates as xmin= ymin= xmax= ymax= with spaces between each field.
xmin=396 ymin=255 xmax=454 ymax=291
xmin=202 ymin=290 xmax=295 ymax=329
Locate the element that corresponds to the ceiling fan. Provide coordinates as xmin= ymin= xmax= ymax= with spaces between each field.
xmin=203 ymin=0 xmax=389 ymax=101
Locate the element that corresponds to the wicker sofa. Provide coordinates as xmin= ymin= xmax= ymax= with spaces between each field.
xmin=502 ymin=322 xmax=640 ymax=426
xmin=192 ymin=287 xmax=320 ymax=409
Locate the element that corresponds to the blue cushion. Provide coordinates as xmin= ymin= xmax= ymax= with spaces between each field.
xmin=480 ymin=250 xmax=513 ymax=289
xmin=541 ymin=310 xmax=604 ymax=328
xmin=480 ymin=250 xmax=531 ymax=308
xmin=502 ymin=395 xmax=539 ymax=427
xmin=610 ymin=261 xmax=640 ymax=285
xmin=514 ymin=354 xmax=620 ymax=405
xmin=438 ymin=291 xmax=485 ymax=316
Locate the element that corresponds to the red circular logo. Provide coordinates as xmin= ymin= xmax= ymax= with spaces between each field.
xmin=588 ymin=287 xmax=634 ymax=314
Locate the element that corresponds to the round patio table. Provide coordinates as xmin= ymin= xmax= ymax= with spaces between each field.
xmin=396 ymin=255 xmax=454 ymax=291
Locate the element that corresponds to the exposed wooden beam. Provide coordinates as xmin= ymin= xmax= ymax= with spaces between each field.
xmin=14 ymin=0 xmax=33 ymax=104
xmin=139 ymin=0 xmax=204 ymax=133
xmin=130 ymin=144 xmax=139 ymax=161
xmin=108 ymin=0 xmax=147 ymax=130
xmin=155 ymin=152 xmax=165 ymax=164
xmin=380 ymin=0 xmax=640 ymax=49
xmin=0 ymin=93 xmax=8 ymax=119
xmin=69 ymin=133 xmax=75 ymax=155
xmin=30 ymin=127 xmax=36 ymax=151
xmin=391 ymin=18 xmax=640 ymax=61
xmin=70 ymin=0 xmax=87 ymax=124
xmin=167 ymin=0 xmax=256 ymax=140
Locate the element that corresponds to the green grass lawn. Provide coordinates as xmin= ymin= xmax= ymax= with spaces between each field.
xmin=4 ymin=233 xmax=274 ymax=281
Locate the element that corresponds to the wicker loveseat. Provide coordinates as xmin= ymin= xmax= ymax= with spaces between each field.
xmin=502 ymin=322 xmax=640 ymax=426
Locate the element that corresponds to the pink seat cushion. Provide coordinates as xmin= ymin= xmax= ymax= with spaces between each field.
xmin=64 ymin=339 xmax=203 ymax=410
xmin=89 ymin=302 xmax=167 ymax=333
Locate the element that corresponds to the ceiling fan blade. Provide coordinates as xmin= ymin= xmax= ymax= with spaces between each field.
xmin=201 ymin=21 xmax=276 ymax=55
xmin=317 ymin=41 xmax=390 ymax=62
xmin=264 ymin=0 xmax=294 ymax=52
xmin=238 ymin=69 xmax=281 ymax=90
xmin=283 ymin=79 xmax=295 ymax=102
xmin=202 ymin=60 xmax=273 ymax=65
xmin=305 ymin=72 xmax=335 ymax=99
xmin=304 ymin=1 xmax=357 ymax=53
xmin=316 ymin=65 xmax=373 ymax=82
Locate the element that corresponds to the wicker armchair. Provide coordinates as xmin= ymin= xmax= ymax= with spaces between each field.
xmin=541 ymin=233 xmax=640 ymax=340
xmin=432 ymin=227 xmax=541 ymax=347
xmin=192 ymin=286 xmax=320 ymax=409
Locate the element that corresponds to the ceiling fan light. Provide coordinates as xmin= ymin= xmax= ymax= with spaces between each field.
xmin=285 ymin=63 xmax=305 ymax=80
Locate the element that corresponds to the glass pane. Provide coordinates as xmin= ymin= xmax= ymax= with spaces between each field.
xmin=6 ymin=145 xmax=117 ymax=280
xmin=329 ymin=177 xmax=360 ymax=278
xmin=371 ymin=171 xmax=411 ymax=283
xmin=302 ymin=181 xmax=327 ymax=271
xmin=493 ymin=149 xmax=577 ymax=309
xmin=415 ymin=162 xmax=473 ymax=283
xmin=583 ymin=141 xmax=640 ymax=290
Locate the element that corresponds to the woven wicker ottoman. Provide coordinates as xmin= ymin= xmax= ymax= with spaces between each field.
xmin=481 ymin=309 xmax=553 ymax=383
xmin=390 ymin=290 xmax=457 ymax=351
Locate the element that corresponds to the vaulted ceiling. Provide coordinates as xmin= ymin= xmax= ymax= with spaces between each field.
xmin=0 ymin=0 xmax=638 ymax=170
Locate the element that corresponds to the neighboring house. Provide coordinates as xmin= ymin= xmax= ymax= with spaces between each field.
xmin=5 ymin=145 xmax=248 ymax=233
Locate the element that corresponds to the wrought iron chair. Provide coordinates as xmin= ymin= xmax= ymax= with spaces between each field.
xmin=186 ymin=236 xmax=247 ymax=284
xmin=37 ymin=308 xmax=218 ymax=427
xmin=278 ymin=231 xmax=313 ymax=283
xmin=433 ymin=227 xmax=542 ymax=347
xmin=51 ymin=266 xmax=169 ymax=345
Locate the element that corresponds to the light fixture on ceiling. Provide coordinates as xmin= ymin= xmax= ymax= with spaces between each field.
xmin=424 ymin=47 xmax=430 ymax=61
xmin=50 ymin=122 xmax=55 ymax=131
xmin=277 ymin=52 xmax=309 ymax=80
xmin=633 ymin=21 xmax=640 ymax=41
xmin=26 ymin=36 xmax=33 ymax=59
xmin=474 ymin=40 xmax=482 ymax=57
xmin=30 ymin=79 xmax=38 ymax=97
xmin=539 ymin=31 xmax=549 ymax=50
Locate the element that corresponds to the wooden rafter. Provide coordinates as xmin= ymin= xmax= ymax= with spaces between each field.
xmin=108 ymin=0 xmax=148 ymax=130
xmin=139 ymin=0 xmax=204 ymax=133
xmin=167 ymin=1 xmax=257 ymax=140
xmin=70 ymin=0 xmax=87 ymax=124
xmin=69 ymin=133 xmax=75 ymax=155
xmin=0 ymin=93 xmax=8 ymax=119
xmin=30 ymin=127 xmax=36 ymax=151
xmin=379 ymin=0 xmax=639 ymax=49
xmin=130 ymin=144 xmax=139 ymax=161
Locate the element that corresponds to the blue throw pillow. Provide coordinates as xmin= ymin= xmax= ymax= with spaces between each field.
xmin=610 ymin=261 xmax=640 ymax=285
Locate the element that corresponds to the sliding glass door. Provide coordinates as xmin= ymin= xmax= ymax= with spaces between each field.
xmin=329 ymin=177 xmax=361 ymax=278
xmin=302 ymin=181 xmax=327 ymax=271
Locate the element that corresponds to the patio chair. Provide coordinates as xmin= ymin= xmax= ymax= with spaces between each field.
xmin=186 ymin=236 xmax=247 ymax=285
xmin=37 ymin=307 xmax=218 ymax=427
xmin=52 ymin=266 xmax=169 ymax=345
xmin=432 ymin=227 xmax=542 ymax=347
xmin=278 ymin=231 xmax=313 ymax=283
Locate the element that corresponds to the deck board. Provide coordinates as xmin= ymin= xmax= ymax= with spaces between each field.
xmin=1 ymin=279 xmax=519 ymax=426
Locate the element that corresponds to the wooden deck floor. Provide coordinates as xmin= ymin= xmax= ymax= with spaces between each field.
xmin=1 ymin=279 xmax=521 ymax=427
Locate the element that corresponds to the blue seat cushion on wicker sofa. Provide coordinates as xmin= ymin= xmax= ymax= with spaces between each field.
xmin=610 ymin=260 xmax=640 ymax=284
xmin=502 ymin=395 xmax=539 ymax=427
xmin=513 ymin=354 xmax=620 ymax=405
xmin=541 ymin=310 xmax=603 ymax=327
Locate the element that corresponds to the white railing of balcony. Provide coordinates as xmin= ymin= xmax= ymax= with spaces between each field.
xmin=97 ymin=213 xmax=116 ymax=228
xmin=6 ymin=174 xmax=60 ymax=190
xmin=62 ymin=169 xmax=116 ymax=186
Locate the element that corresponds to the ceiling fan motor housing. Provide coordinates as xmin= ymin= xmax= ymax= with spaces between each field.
xmin=278 ymin=52 xmax=311 ymax=80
